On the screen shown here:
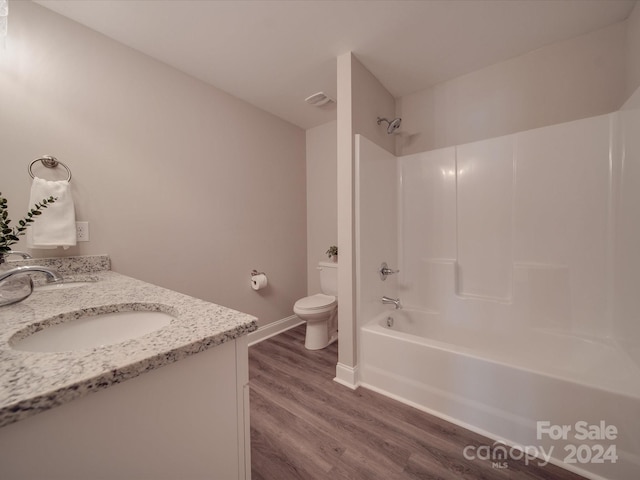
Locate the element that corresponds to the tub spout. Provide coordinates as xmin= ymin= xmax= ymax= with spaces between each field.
xmin=382 ymin=296 xmax=402 ymax=309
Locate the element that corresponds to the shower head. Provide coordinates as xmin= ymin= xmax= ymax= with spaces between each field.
xmin=377 ymin=117 xmax=402 ymax=134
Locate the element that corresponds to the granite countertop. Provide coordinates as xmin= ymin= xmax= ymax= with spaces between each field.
xmin=0 ymin=255 xmax=258 ymax=428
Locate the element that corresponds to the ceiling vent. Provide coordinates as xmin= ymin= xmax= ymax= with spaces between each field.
xmin=305 ymin=92 xmax=335 ymax=107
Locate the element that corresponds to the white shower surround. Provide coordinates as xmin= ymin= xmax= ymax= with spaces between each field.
xmin=355 ymin=89 xmax=640 ymax=480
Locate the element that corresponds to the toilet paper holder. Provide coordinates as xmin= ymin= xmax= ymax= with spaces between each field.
xmin=250 ymin=270 xmax=268 ymax=291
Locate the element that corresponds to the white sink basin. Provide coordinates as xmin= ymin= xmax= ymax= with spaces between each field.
xmin=11 ymin=310 xmax=174 ymax=352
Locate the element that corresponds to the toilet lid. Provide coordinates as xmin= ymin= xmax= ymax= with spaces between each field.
xmin=294 ymin=293 xmax=336 ymax=311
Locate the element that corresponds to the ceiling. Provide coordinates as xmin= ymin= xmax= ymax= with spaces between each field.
xmin=33 ymin=0 xmax=637 ymax=130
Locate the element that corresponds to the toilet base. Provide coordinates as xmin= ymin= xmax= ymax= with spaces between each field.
xmin=298 ymin=308 xmax=338 ymax=350
xmin=304 ymin=320 xmax=338 ymax=350
xmin=305 ymin=319 xmax=330 ymax=350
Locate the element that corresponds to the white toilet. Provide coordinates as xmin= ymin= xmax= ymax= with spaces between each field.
xmin=293 ymin=261 xmax=338 ymax=350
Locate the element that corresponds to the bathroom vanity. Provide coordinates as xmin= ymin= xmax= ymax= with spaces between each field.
xmin=0 ymin=255 xmax=257 ymax=480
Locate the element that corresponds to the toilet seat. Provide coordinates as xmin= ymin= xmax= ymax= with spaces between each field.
xmin=294 ymin=294 xmax=336 ymax=314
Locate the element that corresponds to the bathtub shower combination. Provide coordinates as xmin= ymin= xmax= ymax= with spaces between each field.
xmin=355 ymin=93 xmax=640 ymax=480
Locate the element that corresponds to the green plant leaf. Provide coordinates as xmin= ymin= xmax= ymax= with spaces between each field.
xmin=0 ymin=194 xmax=58 ymax=248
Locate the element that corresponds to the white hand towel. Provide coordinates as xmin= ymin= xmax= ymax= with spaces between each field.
xmin=26 ymin=177 xmax=77 ymax=249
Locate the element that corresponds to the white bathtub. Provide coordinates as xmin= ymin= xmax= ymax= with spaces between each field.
xmin=359 ymin=309 xmax=640 ymax=480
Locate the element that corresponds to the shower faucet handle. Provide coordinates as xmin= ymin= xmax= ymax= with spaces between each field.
xmin=379 ymin=262 xmax=399 ymax=281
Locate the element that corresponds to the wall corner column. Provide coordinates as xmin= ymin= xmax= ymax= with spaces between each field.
xmin=335 ymin=52 xmax=358 ymax=386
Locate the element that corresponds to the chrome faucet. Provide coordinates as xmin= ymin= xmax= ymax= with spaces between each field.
xmin=0 ymin=265 xmax=63 ymax=283
xmin=0 ymin=266 xmax=63 ymax=306
xmin=381 ymin=296 xmax=402 ymax=309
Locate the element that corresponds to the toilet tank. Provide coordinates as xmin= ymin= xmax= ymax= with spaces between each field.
xmin=318 ymin=261 xmax=338 ymax=297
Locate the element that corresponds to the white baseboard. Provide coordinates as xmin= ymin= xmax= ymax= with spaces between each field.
xmin=334 ymin=362 xmax=359 ymax=389
xmin=248 ymin=315 xmax=304 ymax=346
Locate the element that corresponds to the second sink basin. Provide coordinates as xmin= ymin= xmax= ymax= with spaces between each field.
xmin=11 ymin=307 xmax=174 ymax=353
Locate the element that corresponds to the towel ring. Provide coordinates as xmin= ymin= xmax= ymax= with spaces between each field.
xmin=28 ymin=155 xmax=72 ymax=182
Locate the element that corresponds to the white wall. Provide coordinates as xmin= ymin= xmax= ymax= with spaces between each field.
xmin=391 ymin=90 xmax=640 ymax=364
xmin=336 ymin=52 xmax=357 ymax=376
xmin=351 ymin=58 xmax=396 ymax=155
xmin=614 ymin=87 xmax=640 ymax=349
xmin=0 ymin=1 xmax=306 ymax=326
xmin=397 ymin=114 xmax=613 ymax=338
xmin=399 ymin=147 xmax=456 ymax=313
xmin=305 ymin=120 xmax=337 ymax=294
xmin=396 ymin=21 xmax=627 ymax=155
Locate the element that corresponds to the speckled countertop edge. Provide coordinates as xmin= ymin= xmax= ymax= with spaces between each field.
xmin=0 ymin=257 xmax=257 ymax=428
xmin=5 ymin=254 xmax=111 ymax=275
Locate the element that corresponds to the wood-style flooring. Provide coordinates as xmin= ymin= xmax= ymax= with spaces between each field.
xmin=249 ymin=325 xmax=586 ymax=480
